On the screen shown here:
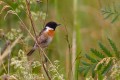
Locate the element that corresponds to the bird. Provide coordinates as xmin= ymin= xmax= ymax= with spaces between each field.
xmin=27 ymin=21 xmax=60 ymax=56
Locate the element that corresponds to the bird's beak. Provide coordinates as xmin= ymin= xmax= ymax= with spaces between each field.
xmin=57 ymin=24 xmax=61 ymax=26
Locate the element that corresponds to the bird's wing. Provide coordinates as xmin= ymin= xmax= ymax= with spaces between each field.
xmin=38 ymin=28 xmax=48 ymax=44
xmin=27 ymin=28 xmax=47 ymax=56
xmin=33 ymin=28 xmax=48 ymax=48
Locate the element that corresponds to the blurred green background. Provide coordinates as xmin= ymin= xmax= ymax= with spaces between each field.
xmin=0 ymin=0 xmax=120 ymax=80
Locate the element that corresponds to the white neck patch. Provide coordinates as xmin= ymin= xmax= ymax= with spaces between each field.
xmin=45 ymin=26 xmax=54 ymax=32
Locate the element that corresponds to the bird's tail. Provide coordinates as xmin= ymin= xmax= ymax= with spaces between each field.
xmin=27 ymin=48 xmax=35 ymax=56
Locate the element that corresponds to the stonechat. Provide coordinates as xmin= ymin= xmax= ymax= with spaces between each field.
xmin=27 ymin=21 xmax=60 ymax=56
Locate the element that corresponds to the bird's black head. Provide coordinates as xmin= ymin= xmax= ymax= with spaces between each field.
xmin=45 ymin=21 xmax=60 ymax=30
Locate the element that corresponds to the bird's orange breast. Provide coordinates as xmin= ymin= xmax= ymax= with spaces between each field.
xmin=47 ymin=30 xmax=55 ymax=37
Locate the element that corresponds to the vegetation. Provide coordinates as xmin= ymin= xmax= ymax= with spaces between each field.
xmin=80 ymin=38 xmax=120 ymax=79
xmin=0 ymin=0 xmax=120 ymax=80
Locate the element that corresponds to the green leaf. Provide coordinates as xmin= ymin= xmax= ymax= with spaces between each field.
xmin=83 ymin=66 xmax=90 ymax=77
xmin=79 ymin=66 xmax=85 ymax=73
xmin=111 ymin=14 xmax=120 ymax=23
xmin=81 ymin=61 xmax=90 ymax=66
xmin=99 ymin=42 xmax=112 ymax=57
xmin=101 ymin=9 xmax=110 ymax=14
xmin=91 ymin=63 xmax=96 ymax=78
xmin=104 ymin=13 xmax=113 ymax=19
xmin=98 ymin=71 xmax=104 ymax=80
xmin=80 ymin=38 xmax=118 ymax=78
xmin=85 ymin=54 xmax=98 ymax=63
xmin=101 ymin=6 xmax=120 ymax=23
xmin=91 ymin=48 xmax=105 ymax=59
xmin=96 ymin=63 xmax=103 ymax=71
xmin=108 ymin=38 xmax=119 ymax=58
xmin=101 ymin=60 xmax=112 ymax=75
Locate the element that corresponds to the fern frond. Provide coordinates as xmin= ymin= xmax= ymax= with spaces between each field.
xmin=97 ymin=71 xmax=104 ymax=80
xmin=104 ymin=13 xmax=113 ymax=19
xmin=99 ymin=42 xmax=112 ymax=57
xmin=111 ymin=14 xmax=120 ymax=23
xmin=101 ymin=6 xmax=120 ymax=23
xmin=85 ymin=54 xmax=98 ymax=63
xmin=101 ymin=60 xmax=112 ymax=75
xmin=79 ymin=66 xmax=85 ymax=73
xmin=91 ymin=48 xmax=105 ymax=59
xmin=81 ymin=61 xmax=90 ymax=66
xmin=91 ymin=63 xmax=96 ymax=78
xmin=80 ymin=38 xmax=118 ymax=78
xmin=108 ymin=38 xmax=117 ymax=52
xmin=96 ymin=63 xmax=102 ymax=71
xmin=83 ymin=66 xmax=90 ymax=77
xmin=108 ymin=38 xmax=119 ymax=58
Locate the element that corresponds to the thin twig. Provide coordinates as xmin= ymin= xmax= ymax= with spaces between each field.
xmin=8 ymin=51 xmax=10 ymax=75
xmin=62 ymin=18 xmax=71 ymax=53
xmin=43 ymin=0 xmax=48 ymax=28
xmin=62 ymin=17 xmax=72 ymax=80
xmin=42 ymin=61 xmax=51 ymax=80
xmin=25 ymin=0 xmax=51 ymax=80
xmin=25 ymin=0 xmax=37 ymax=38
